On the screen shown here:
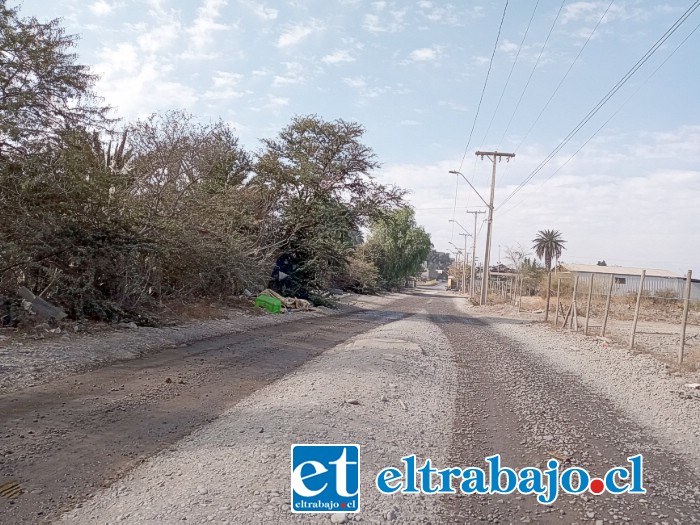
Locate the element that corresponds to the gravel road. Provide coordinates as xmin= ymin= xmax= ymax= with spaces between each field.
xmin=2 ymin=286 xmax=699 ymax=523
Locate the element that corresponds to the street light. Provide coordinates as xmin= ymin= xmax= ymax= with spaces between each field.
xmin=448 ymin=218 xmax=471 ymax=235
xmin=449 ymin=220 xmax=472 ymax=295
xmin=447 ymin=242 xmax=463 ymax=293
xmin=458 ymin=233 xmax=469 ymax=295
xmin=449 ymin=170 xmax=490 ymax=208
xmin=450 ymin=169 xmax=492 ymax=305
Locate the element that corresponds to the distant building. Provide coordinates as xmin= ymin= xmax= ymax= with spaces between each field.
xmin=562 ymin=263 xmax=700 ymax=301
xmin=424 ymin=250 xmax=451 ymax=280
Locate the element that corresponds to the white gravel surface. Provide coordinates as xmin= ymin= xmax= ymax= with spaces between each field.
xmin=59 ymin=309 xmax=456 ymax=524
xmin=0 ymin=294 xmax=399 ymax=395
xmin=462 ymin=303 xmax=700 ymax=474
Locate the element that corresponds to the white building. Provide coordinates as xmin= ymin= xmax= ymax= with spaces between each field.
xmin=561 ymin=263 xmax=700 ymax=301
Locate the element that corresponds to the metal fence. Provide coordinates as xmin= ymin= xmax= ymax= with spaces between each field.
xmin=550 ymin=270 xmax=696 ymax=365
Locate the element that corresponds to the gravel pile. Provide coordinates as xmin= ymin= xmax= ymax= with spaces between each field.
xmin=464 ymin=303 xmax=700 ymax=473
xmin=59 ymin=308 xmax=457 ymax=524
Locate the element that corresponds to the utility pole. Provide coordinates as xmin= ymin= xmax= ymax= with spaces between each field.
xmin=475 ymin=151 xmax=515 ymax=305
xmin=459 ymin=233 xmax=468 ymax=295
xmin=465 ymin=210 xmax=485 ymax=299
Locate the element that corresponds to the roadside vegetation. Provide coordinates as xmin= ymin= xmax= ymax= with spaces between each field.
xmin=0 ymin=6 xmax=430 ymax=325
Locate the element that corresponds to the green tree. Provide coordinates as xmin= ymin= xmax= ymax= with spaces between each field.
xmin=251 ymin=115 xmax=405 ymax=295
xmin=366 ymin=208 xmax=432 ymax=288
xmin=0 ymin=4 xmax=109 ymax=153
xmin=532 ymin=229 xmax=566 ymax=321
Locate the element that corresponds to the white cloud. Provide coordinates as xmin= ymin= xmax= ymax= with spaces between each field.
xmin=184 ymin=0 xmax=230 ymax=59
xmin=277 ymin=21 xmax=322 ymax=48
xmin=254 ymin=5 xmax=278 ymax=20
xmin=498 ymin=39 xmax=519 ymax=54
xmin=95 ymin=56 xmax=198 ymax=118
xmin=561 ymin=1 xmax=647 ymax=25
xmin=272 ymin=62 xmax=305 ymax=86
xmin=408 ymin=46 xmax=442 ymax=62
xmin=321 ymin=49 xmax=355 ymax=64
xmin=137 ymin=19 xmax=181 ymax=54
xmin=439 ymin=100 xmax=468 ymax=112
xmin=343 ymin=76 xmax=405 ymax=105
xmin=250 ymin=94 xmax=290 ymax=113
xmin=374 ymin=130 xmax=700 ymax=274
xmin=203 ymin=71 xmax=248 ymax=100
xmin=89 ymin=0 xmax=117 ymax=16
xmin=418 ymin=3 xmax=463 ymax=25
xmin=400 ymin=119 xmax=418 ymax=126
xmin=344 ymin=76 xmax=367 ymax=89
xmin=363 ymin=9 xmax=406 ymax=33
xmin=266 ymin=95 xmax=290 ymax=108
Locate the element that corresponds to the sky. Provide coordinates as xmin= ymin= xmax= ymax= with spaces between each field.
xmin=16 ymin=0 xmax=700 ymax=275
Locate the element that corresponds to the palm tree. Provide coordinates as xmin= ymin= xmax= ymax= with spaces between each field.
xmin=532 ymin=229 xmax=567 ymax=321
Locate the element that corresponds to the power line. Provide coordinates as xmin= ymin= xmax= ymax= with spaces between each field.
xmin=497 ymin=0 xmax=566 ymax=149
xmin=498 ymin=17 xmax=700 ymax=218
xmin=497 ymin=0 xmax=700 ymax=210
xmin=457 ymin=0 xmax=510 ymax=172
xmin=479 ymin=0 xmax=540 ymax=149
xmin=513 ymin=0 xmax=615 ymax=153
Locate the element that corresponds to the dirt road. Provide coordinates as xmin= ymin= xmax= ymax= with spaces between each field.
xmin=1 ymin=287 xmax=699 ymax=523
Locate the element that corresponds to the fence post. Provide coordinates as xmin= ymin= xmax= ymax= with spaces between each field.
xmin=584 ymin=274 xmax=594 ymax=335
xmin=518 ymin=276 xmax=523 ymax=312
xmin=555 ymin=277 xmax=561 ymax=327
xmin=678 ymin=269 xmax=693 ymax=365
xmin=629 ymin=270 xmax=646 ymax=350
xmin=601 ymin=274 xmax=615 ymax=337
xmin=572 ymin=275 xmax=579 ymax=331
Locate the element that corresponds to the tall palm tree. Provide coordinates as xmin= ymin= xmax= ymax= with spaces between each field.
xmin=532 ymin=229 xmax=566 ymax=321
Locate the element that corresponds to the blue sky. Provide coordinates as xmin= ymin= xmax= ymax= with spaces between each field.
xmin=17 ymin=0 xmax=700 ymax=274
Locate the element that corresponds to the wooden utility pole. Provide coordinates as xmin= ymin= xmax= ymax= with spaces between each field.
xmin=466 ymin=210 xmax=485 ymax=299
xmin=459 ymin=233 xmax=469 ymax=295
xmin=475 ymin=151 xmax=515 ymax=305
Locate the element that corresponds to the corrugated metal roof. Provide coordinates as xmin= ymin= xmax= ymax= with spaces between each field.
xmin=561 ymin=263 xmax=681 ymax=279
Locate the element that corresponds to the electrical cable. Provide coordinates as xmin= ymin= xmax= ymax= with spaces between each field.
xmin=497 ymin=0 xmax=700 ymax=210
xmin=456 ymin=0 xmax=510 ymax=172
xmin=513 ymin=0 xmax=615 ymax=152
xmin=498 ymin=17 xmax=700 ymax=218
xmin=479 ymin=0 xmax=540 ymax=148
xmin=497 ymin=0 xmax=567 ymax=148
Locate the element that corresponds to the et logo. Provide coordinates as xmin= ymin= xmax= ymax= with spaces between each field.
xmin=290 ymin=444 xmax=360 ymax=513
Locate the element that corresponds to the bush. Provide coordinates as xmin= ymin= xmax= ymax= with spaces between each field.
xmin=341 ymin=256 xmax=382 ymax=294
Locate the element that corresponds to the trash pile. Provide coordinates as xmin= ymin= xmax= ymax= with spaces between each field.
xmin=254 ymin=289 xmax=315 ymax=314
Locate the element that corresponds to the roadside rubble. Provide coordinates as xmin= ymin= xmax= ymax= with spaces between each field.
xmin=0 ymin=292 xmax=402 ymax=395
xmin=17 ymin=286 xmax=67 ymax=322
xmin=257 ymin=289 xmax=315 ymax=312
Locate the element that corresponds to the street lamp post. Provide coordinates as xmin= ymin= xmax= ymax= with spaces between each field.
xmin=450 ymin=152 xmax=514 ymax=304
xmin=459 ymin=233 xmax=469 ymax=295
xmin=449 ymin=170 xmax=490 ymax=304
xmin=448 ymin=242 xmax=463 ymax=292
xmin=449 ymin=219 xmax=471 ymax=296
